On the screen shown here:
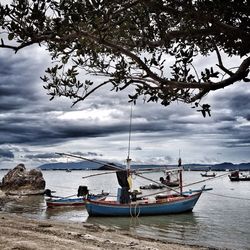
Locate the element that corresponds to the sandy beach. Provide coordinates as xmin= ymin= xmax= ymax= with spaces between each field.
xmin=0 ymin=211 xmax=211 ymax=250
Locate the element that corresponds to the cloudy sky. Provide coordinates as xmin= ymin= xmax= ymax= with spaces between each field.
xmin=0 ymin=41 xmax=250 ymax=169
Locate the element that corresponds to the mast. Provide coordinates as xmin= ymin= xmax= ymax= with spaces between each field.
xmin=126 ymin=103 xmax=133 ymax=171
xmin=178 ymin=150 xmax=183 ymax=194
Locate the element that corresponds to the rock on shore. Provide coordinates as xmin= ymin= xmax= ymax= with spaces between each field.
xmin=1 ymin=164 xmax=45 ymax=193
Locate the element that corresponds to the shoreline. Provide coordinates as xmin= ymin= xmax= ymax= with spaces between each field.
xmin=0 ymin=211 xmax=211 ymax=250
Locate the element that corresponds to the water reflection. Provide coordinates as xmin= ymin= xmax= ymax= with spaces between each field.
xmin=87 ymin=212 xmax=199 ymax=244
xmin=87 ymin=212 xmax=197 ymax=229
xmin=3 ymin=196 xmax=45 ymax=215
xmin=44 ymin=206 xmax=88 ymax=222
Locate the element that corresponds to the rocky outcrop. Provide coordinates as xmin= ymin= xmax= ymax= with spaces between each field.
xmin=1 ymin=164 xmax=45 ymax=193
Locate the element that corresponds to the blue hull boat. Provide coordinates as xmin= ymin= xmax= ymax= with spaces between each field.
xmin=46 ymin=197 xmax=87 ymax=207
xmin=85 ymin=191 xmax=202 ymax=217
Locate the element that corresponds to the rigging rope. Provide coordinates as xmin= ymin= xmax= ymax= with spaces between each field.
xmin=82 ymin=170 xmax=118 ymax=179
xmin=183 ymin=172 xmax=229 ymax=188
xmin=136 ymin=173 xmax=228 ymax=199
xmin=206 ymin=192 xmax=250 ymax=201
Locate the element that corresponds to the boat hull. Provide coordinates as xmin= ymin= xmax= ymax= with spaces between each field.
xmin=46 ymin=197 xmax=85 ymax=207
xmin=46 ymin=193 xmax=108 ymax=207
xmin=140 ymin=181 xmax=179 ymax=190
xmin=200 ymin=173 xmax=216 ymax=177
xmin=229 ymin=176 xmax=250 ymax=181
xmin=86 ymin=192 xmax=201 ymax=217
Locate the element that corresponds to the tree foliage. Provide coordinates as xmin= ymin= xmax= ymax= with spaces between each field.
xmin=0 ymin=0 xmax=249 ymax=116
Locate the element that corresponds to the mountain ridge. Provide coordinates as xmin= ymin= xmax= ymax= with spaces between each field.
xmin=37 ymin=161 xmax=250 ymax=171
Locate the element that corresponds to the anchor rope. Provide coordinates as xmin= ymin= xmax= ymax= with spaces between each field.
xmin=205 ymin=192 xmax=250 ymax=201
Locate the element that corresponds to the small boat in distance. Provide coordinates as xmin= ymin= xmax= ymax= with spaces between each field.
xmin=228 ymin=170 xmax=250 ymax=181
xmin=158 ymin=171 xmax=180 ymax=187
xmin=140 ymin=175 xmax=179 ymax=190
xmin=139 ymin=181 xmax=179 ymax=190
xmin=200 ymin=172 xmax=216 ymax=177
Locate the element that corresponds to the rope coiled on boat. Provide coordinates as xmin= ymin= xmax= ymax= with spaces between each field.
xmin=130 ymin=202 xmax=140 ymax=217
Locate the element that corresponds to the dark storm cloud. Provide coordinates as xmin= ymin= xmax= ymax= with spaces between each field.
xmin=49 ymin=120 xmax=170 ymax=143
xmin=25 ymin=152 xmax=61 ymax=159
xmin=24 ymin=151 xmax=104 ymax=163
xmin=0 ymin=48 xmax=76 ymax=146
xmin=70 ymin=151 xmax=103 ymax=157
xmin=0 ymin=48 xmax=73 ymax=114
xmin=229 ymin=92 xmax=250 ymax=113
xmin=224 ymin=138 xmax=250 ymax=148
xmin=219 ymin=126 xmax=250 ymax=148
xmin=0 ymin=53 xmax=43 ymax=112
xmin=0 ymin=148 xmax=14 ymax=158
xmin=0 ymin=117 xmax=125 ymax=145
xmin=210 ymin=88 xmax=250 ymax=149
xmin=0 ymin=99 xmax=182 ymax=146
xmin=211 ymin=86 xmax=250 ymax=118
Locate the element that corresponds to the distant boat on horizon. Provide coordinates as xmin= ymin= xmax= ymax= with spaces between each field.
xmin=228 ymin=170 xmax=250 ymax=181
xmin=200 ymin=172 xmax=216 ymax=177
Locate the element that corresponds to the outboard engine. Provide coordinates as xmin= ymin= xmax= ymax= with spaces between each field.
xmin=43 ymin=189 xmax=53 ymax=197
xmin=77 ymin=185 xmax=89 ymax=197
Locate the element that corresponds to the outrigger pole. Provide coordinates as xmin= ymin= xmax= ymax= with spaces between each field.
xmin=55 ymin=152 xmax=125 ymax=171
xmin=55 ymin=151 xmax=220 ymax=198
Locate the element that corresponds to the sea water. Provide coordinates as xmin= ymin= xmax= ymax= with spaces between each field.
xmin=1 ymin=170 xmax=250 ymax=250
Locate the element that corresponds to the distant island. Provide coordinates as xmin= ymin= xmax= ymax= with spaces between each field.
xmin=36 ymin=161 xmax=250 ymax=171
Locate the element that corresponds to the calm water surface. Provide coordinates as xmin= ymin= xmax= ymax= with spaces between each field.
xmin=1 ymin=170 xmax=250 ymax=250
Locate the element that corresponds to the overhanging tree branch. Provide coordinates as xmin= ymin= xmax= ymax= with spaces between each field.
xmin=0 ymin=0 xmax=249 ymax=116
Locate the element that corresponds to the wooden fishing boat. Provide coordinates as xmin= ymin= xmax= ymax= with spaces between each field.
xmin=85 ymin=157 xmax=205 ymax=217
xmin=46 ymin=192 xmax=109 ymax=207
xmin=228 ymin=171 xmax=250 ymax=181
xmin=165 ymin=181 xmax=180 ymax=187
xmin=56 ymin=156 xmax=207 ymax=216
xmin=46 ymin=197 xmax=86 ymax=207
xmin=85 ymin=189 xmax=203 ymax=217
xmin=200 ymin=172 xmax=216 ymax=177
